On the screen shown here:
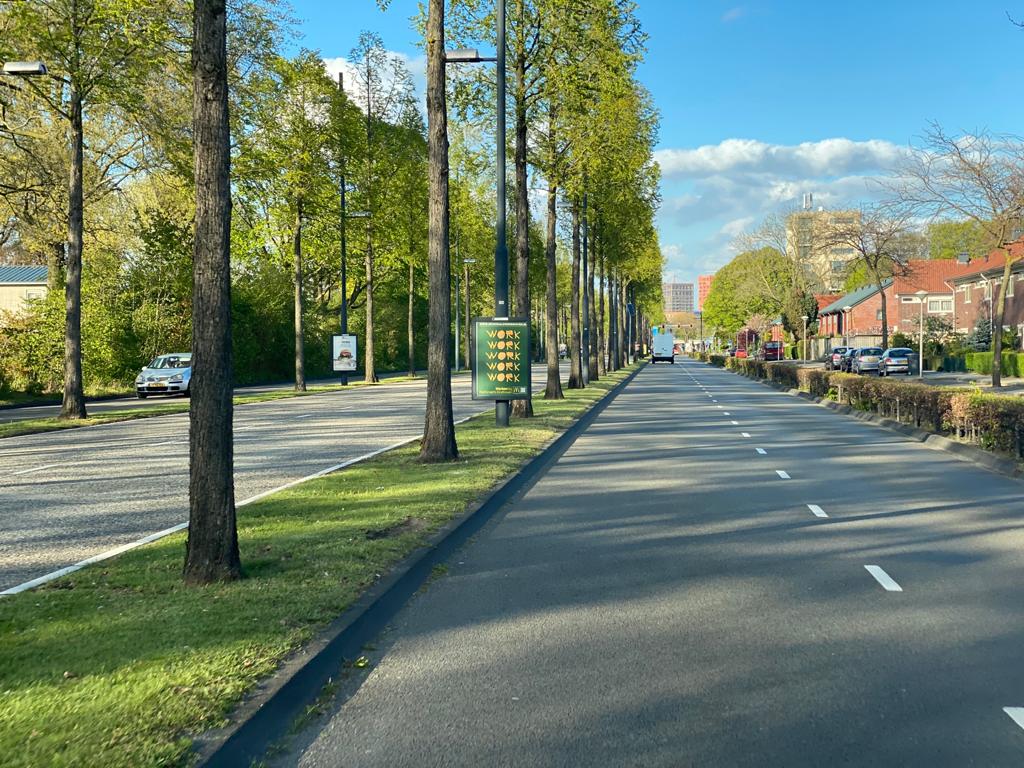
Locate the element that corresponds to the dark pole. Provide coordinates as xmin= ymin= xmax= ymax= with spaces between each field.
xmin=338 ymin=72 xmax=349 ymax=386
xmin=494 ymin=0 xmax=510 ymax=426
xmin=581 ymin=190 xmax=589 ymax=385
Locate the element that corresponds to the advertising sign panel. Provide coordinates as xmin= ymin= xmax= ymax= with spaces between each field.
xmin=331 ymin=334 xmax=357 ymax=372
xmin=472 ymin=318 xmax=530 ymax=400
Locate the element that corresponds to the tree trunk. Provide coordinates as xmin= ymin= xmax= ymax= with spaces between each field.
xmin=364 ymin=234 xmax=378 ymax=383
xmin=511 ymin=42 xmax=532 ymax=418
xmin=464 ymin=261 xmax=471 ymax=369
xmin=408 ymin=260 xmax=415 ymax=376
xmin=544 ymin=183 xmax=563 ymax=400
xmin=61 ymin=87 xmax=86 ymax=420
xmin=992 ymin=256 xmax=1014 ymax=387
xmin=878 ymin=287 xmax=888 ymax=350
xmin=293 ymin=195 xmax=306 ymax=391
xmin=618 ymin=278 xmax=628 ymax=368
xmin=598 ymin=232 xmax=606 ymax=376
xmin=587 ymin=214 xmax=599 ymax=381
xmin=419 ymin=0 xmax=457 ymax=461
xmin=568 ymin=203 xmax=583 ymax=388
xmin=184 ymin=0 xmax=241 ymax=584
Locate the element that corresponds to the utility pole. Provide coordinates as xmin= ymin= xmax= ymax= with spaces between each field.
xmin=494 ymin=0 xmax=510 ymax=425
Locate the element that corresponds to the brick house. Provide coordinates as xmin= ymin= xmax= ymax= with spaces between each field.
xmin=817 ymin=279 xmax=893 ymax=349
xmin=890 ymin=259 xmax=980 ymax=338
xmin=947 ymin=243 xmax=1024 ymax=347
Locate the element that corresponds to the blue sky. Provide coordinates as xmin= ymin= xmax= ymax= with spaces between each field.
xmin=289 ymin=1 xmax=1024 ymax=285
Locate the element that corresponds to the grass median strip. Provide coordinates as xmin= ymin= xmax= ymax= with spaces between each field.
xmin=0 ymin=378 xmax=423 ymax=440
xmin=0 ymin=365 xmax=636 ymax=768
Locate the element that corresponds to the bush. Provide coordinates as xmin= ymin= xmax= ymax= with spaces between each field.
xmin=797 ymin=368 xmax=831 ymax=397
xmin=706 ymin=354 xmax=726 ymax=367
xmin=766 ymin=362 xmax=798 ymax=388
xmin=947 ymin=391 xmax=1024 ymax=456
xmin=965 ymin=351 xmax=1021 ymax=377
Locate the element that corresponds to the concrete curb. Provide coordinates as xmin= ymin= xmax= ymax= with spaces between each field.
xmin=706 ymin=365 xmax=1023 ymax=481
xmin=194 ymin=364 xmax=646 ymax=767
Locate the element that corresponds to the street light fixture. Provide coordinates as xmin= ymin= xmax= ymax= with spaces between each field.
xmin=445 ymin=2 xmax=507 ymax=426
xmin=842 ymin=305 xmax=852 ymax=347
xmin=2 ymin=61 xmax=47 ymax=76
xmin=914 ymin=289 xmax=927 ymax=378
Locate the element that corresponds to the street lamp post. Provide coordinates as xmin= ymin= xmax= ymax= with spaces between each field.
xmin=464 ymin=257 xmax=476 ymax=370
xmin=842 ymin=305 xmax=852 ymax=347
xmin=445 ymin=25 xmax=505 ymax=425
xmin=801 ymin=315 xmax=809 ymax=361
xmin=915 ymin=289 xmax=927 ymax=378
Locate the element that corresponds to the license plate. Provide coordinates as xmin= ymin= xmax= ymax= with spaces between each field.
xmin=151 ymin=382 xmax=165 ymax=388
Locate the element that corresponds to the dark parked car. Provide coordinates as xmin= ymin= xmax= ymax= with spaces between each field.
xmin=879 ymin=347 xmax=915 ymax=376
xmin=825 ymin=346 xmax=851 ymax=371
xmin=852 ymin=347 xmax=884 ymax=374
xmin=763 ymin=341 xmax=784 ymax=361
xmin=839 ymin=347 xmax=859 ymax=372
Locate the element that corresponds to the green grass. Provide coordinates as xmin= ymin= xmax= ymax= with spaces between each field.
xmin=0 ymin=378 xmax=424 ymax=440
xmin=0 ymin=365 xmax=638 ymax=767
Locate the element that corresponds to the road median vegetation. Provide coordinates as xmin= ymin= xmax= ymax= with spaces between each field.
xmin=0 ymin=364 xmax=638 ymax=768
xmin=698 ymin=354 xmax=1024 ymax=464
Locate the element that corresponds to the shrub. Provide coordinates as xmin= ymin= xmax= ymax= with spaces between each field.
xmin=706 ymin=354 xmax=726 ymax=367
xmin=797 ymin=368 xmax=830 ymax=397
xmin=947 ymin=391 xmax=1024 ymax=457
xmin=765 ymin=362 xmax=798 ymax=388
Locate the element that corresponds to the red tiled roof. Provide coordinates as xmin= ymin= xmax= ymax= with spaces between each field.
xmin=814 ymin=293 xmax=841 ymax=311
xmin=892 ymin=259 xmax=979 ymax=295
xmin=945 ymin=241 xmax=1024 ymax=283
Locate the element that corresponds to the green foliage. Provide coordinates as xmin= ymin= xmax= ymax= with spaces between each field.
xmin=928 ymin=220 xmax=990 ymax=261
xmin=965 ymin=351 xmax=1022 ymax=377
xmin=703 ymin=247 xmax=795 ymax=333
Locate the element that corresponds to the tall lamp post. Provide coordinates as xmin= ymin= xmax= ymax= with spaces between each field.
xmin=801 ymin=314 xmax=809 ymax=361
xmin=914 ymin=289 xmax=927 ymax=378
xmin=464 ymin=257 xmax=476 ymax=369
xmin=842 ymin=305 xmax=852 ymax=347
xmin=446 ymin=17 xmax=505 ymax=425
xmin=454 ymin=256 xmax=477 ymax=371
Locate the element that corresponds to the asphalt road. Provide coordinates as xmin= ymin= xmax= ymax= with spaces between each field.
xmin=278 ymin=358 xmax=1024 ymax=767
xmin=0 ymin=370 xmax=439 ymax=424
xmin=0 ymin=364 xmax=556 ymax=591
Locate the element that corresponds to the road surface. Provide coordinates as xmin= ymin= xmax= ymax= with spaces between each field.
xmin=0 ymin=365 xmax=556 ymax=591
xmin=277 ymin=358 xmax=1024 ymax=767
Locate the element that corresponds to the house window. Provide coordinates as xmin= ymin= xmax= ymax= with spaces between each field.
xmin=963 ymin=286 xmax=971 ymax=304
xmin=876 ymin=309 xmax=883 ymax=320
xmin=901 ymin=296 xmax=914 ymax=303
xmin=1009 ymin=279 xmax=1016 ymax=298
xmin=831 ymin=261 xmax=845 ymax=273
xmin=23 ymin=289 xmax=43 ymax=300
xmin=927 ymin=298 xmax=952 ymax=313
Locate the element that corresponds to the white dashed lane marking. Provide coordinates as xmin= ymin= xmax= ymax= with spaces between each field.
xmin=741 ymin=432 xmax=751 ymax=438
xmin=775 ymin=470 xmax=790 ymax=479
xmin=755 ymin=448 xmax=766 ymax=455
xmin=1004 ymin=708 xmax=1024 ymax=731
xmin=864 ymin=565 xmax=903 ymax=592
xmin=807 ymin=504 xmax=828 ymax=518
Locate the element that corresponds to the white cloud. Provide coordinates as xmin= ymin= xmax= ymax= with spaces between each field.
xmin=323 ymin=51 xmax=427 ymax=115
xmin=722 ymin=6 xmax=745 ymax=22
xmin=655 ymin=138 xmax=905 ymax=180
xmin=655 ymin=137 xmax=906 ymax=285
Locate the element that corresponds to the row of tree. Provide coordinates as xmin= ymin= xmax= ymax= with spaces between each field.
xmin=2 ymin=0 xmax=664 ymax=581
xmin=702 ymin=127 xmax=1024 ymax=387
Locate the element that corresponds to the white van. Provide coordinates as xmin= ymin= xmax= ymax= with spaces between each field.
xmin=651 ymin=333 xmax=675 ymax=364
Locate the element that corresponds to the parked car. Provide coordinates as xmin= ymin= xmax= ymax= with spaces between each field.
xmin=136 ymin=352 xmax=192 ymax=398
xmin=879 ymin=347 xmax=915 ymax=377
xmin=839 ymin=347 xmax=859 ymax=372
xmin=763 ymin=341 xmax=785 ymax=361
xmin=852 ymin=347 xmax=884 ymax=374
xmin=825 ymin=346 xmax=851 ymax=371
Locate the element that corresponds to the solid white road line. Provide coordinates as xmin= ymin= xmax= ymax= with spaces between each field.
xmin=12 ymin=464 xmax=58 ymax=476
xmin=807 ymin=504 xmax=828 ymax=518
xmin=775 ymin=470 xmax=790 ymax=479
xmin=1003 ymin=708 xmax=1024 ymax=731
xmin=864 ymin=565 xmax=903 ymax=592
xmin=741 ymin=432 xmax=751 ymax=438
xmin=756 ymin=448 xmax=767 ymax=455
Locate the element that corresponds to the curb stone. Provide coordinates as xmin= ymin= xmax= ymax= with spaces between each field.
xmin=193 ymin=363 xmax=646 ymax=767
xmin=707 ymin=365 xmax=1023 ymax=481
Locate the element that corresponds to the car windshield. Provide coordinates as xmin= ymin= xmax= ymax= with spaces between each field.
xmin=860 ymin=348 xmax=882 ymax=356
xmin=886 ymin=349 xmax=913 ymax=357
xmin=147 ymin=354 xmax=191 ymax=369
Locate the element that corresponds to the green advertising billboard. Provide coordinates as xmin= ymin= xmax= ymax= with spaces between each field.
xmin=472 ymin=318 xmax=531 ymax=400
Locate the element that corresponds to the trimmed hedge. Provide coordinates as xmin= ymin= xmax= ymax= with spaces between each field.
xmin=965 ymin=351 xmax=1022 ymax=377
xmin=704 ymin=355 xmax=1024 ymax=461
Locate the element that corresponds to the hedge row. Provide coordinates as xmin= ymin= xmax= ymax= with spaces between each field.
xmin=705 ymin=357 xmax=1024 ymax=461
xmin=965 ymin=351 xmax=1023 ymax=377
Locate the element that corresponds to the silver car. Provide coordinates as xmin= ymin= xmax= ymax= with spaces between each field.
xmin=135 ymin=353 xmax=192 ymax=398
xmin=879 ymin=347 xmax=915 ymax=377
xmin=852 ymin=347 xmax=884 ymax=374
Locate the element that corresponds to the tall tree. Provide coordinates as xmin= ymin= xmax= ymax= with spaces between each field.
xmin=897 ymin=126 xmax=1024 ymax=386
xmin=184 ymin=0 xmax=240 ymax=584
xmin=567 ymin=201 xmax=584 ymax=388
xmin=1 ymin=0 xmax=178 ymax=418
xmin=419 ymin=0 xmax=457 ymax=461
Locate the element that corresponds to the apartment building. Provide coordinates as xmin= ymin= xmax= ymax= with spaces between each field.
xmin=662 ymin=282 xmax=694 ymax=313
xmin=785 ymin=194 xmax=861 ymax=292
xmin=697 ymin=274 xmax=714 ymax=312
